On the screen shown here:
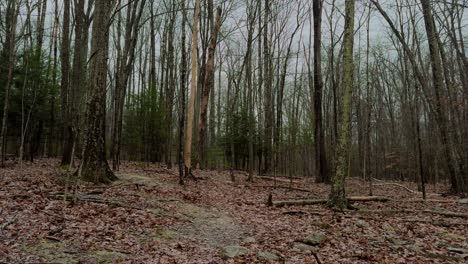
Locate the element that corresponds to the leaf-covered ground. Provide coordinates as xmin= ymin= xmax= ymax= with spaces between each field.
xmin=0 ymin=159 xmax=467 ymax=263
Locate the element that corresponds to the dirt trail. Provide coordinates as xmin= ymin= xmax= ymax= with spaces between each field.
xmin=118 ymin=172 xmax=248 ymax=248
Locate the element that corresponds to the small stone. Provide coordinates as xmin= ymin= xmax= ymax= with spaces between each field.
xmin=293 ymin=242 xmax=316 ymax=252
xmin=303 ymin=232 xmax=326 ymax=246
xmin=458 ymin=198 xmax=468 ymax=204
xmin=390 ymin=238 xmax=409 ymax=245
xmin=257 ymin=251 xmax=279 ymax=260
xmin=243 ymin=237 xmax=256 ymax=244
xmin=382 ymin=223 xmax=395 ymax=234
xmin=221 ymin=246 xmax=248 ymax=259
xmin=355 ymin=220 xmax=369 ymax=228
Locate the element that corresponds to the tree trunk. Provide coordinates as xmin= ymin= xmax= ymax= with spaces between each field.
xmin=79 ymin=0 xmax=118 ymax=184
xmin=420 ymin=0 xmax=464 ymax=193
xmin=184 ymin=0 xmax=201 ymax=176
xmin=196 ymin=7 xmax=222 ymax=169
xmin=0 ymin=1 xmax=19 ymax=167
xmin=60 ymin=0 xmax=72 ymax=165
xmin=329 ymin=0 xmax=355 ymax=209
xmin=263 ymin=0 xmax=273 ymax=174
xmin=313 ymin=0 xmax=329 ymax=183
xmin=178 ymin=0 xmax=188 ymax=184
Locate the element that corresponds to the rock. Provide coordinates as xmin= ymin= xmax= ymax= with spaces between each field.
xmin=389 ymin=238 xmax=409 ymax=246
xmin=382 ymin=223 xmax=395 ymax=234
xmin=458 ymin=198 xmax=468 ymax=204
xmin=303 ymin=232 xmax=326 ymax=246
xmin=220 ymin=246 xmax=248 ymax=259
xmin=293 ymin=242 xmax=316 ymax=252
xmin=257 ymin=251 xmax=279 ymax=261
xmin=355 ymin=220 xmax=369 ymax=228
xmin=242 ymin=237 xmax=256 ymax=244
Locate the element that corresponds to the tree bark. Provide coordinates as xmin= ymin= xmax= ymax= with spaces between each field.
xmin=313 ymin=0 xmax=329 ymax=183
xmin=329 ymin=0 xmax=355 ymax=210
xmin=420 ymin=0 xmax=464 ymax=193
xmin=178 ymin=0 xmax=188 ymax=184
xmin=60 ymin=0 xmax=72 ymax=165
xmin=196 ymin=7 xmax=222 ymax=169
xmin=0 ymin=0 xmax=19 ymax=167
xmin=79 ymin=0 xmax=118 ymax=184
xmin=184 ymin=0 xmax=201 ymax=176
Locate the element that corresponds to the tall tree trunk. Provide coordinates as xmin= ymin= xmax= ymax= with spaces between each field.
xmin=313 ymin=0 xmax=329 ymax=183
xmin=165 ymin=3 xmax=177 ymax=169
xmin=0 ymin=0 xmax=19 ymax=167
xmin=196 ymin=7 xmax=222 ymax=170
xmin=363 ymin=5 xmax=372 ymax=195
xmin=329 ymin=0 xmax=355 ymax=209
xmin=263 ymin=0 xmax=272 ymax=175
xmin=79 ymin=0 xmax=118 ymax=184
xmin=178 ymin=0 xmax=188 ymax=184
xmin=60 ymin=0 xmax=72 ymax=165
xmin=184 ymin=0 xmax=201 ymax=176
xmin=420 ymin=0 xmax=464 ymax=193
xmin=111 ymin=0 xmax=147 ymax=171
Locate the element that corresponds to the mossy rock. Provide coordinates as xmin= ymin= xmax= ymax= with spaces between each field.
xmin=293 ymin=242 xmax=316 ymax=252
xmin=303 ymin=232 xmax=326 ymax=246
xmin=220 ymin=246 xmax=248 ymax=259
xmin=257 ymin=251 xmax=279 ymax=261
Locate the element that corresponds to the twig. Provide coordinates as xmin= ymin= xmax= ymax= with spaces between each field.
xmin=311 ymin=251 xmax=322 ymax=264
xmin=1 ymin=215 xmax=17 ymax=230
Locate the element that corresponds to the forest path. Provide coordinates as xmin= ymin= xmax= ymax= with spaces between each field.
xmin=116 ymin=172 xmax=249 ymax=248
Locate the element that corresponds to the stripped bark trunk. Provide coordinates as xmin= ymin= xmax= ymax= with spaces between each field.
xmin=184 ymin=0 xmax=201 ymax=176
xmin=196 ymin=7 xmax=222 ymax=169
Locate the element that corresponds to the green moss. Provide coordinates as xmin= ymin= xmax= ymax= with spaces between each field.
xmin=22 ymin=239 xmax=78 ymax=264
xmin=153 ymin=229 xmax=178 ymax=241
xmin=92 ymin=250 xmax=127 ymax=263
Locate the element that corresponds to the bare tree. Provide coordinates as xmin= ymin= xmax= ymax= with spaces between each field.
xmin=79 ymin=0 xmax=118 ymax=183
xmin=329 ymin=0 xmax=355 ymax=209
xmin=184 ymin=0 xmax=201 ymax=177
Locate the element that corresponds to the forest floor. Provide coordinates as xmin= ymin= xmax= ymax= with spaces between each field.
xmin=0 ymin=159 xmax=467 ymax=263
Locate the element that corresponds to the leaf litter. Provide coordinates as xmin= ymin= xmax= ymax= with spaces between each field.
xmin=0 ymin=159 xmax=467 ymax=263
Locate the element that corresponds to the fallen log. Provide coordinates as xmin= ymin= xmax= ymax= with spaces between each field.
xmin=254 ymin=185 xmax=313 ymax=193
xmin=422 ymin=210 xmax=468 ymax=218
xmin=274 ymin=199 xmax=328 ymax=207
xmin=255 ymin=176 xmax=302 ymax=184
xmin=273 ymin=196 xmax=389 ymax=207
xmin=395 ymin=199 xmax=456 ymax=203
xmin=402 ymin=219 xmax=468 ymax=227
xmin=349 ymin=196 xmax=390 ymax=202
xmin=355 ymin=208 xmax=468 ymax=218
xmin=49 ymin=193 xmax=144 ymax=210
xmin=373 ymin=182 xmax=417 ymax=193
xmin=373 ymin=182 xmax=441 ymax=196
